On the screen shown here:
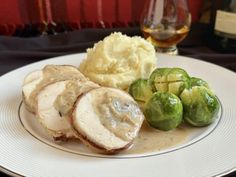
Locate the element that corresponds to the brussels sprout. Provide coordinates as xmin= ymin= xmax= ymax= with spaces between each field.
xmin=129 ymin=78 xmax=153 ymax=103
xmin=149 ymin=68 xmax=171 ymax=91
xmin=149 ymin=68 xmax=190 ymax=96
xmin=190 ymin=77 xmax=209 ymax=88
xmin=180 ymin=86 xmax=220 ymax=127
xmin=144 ymin=92 xmax=183 ymax=131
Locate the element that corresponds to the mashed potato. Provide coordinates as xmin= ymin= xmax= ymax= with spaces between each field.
xmin=79 ymin=32 xmax=156 ymax=89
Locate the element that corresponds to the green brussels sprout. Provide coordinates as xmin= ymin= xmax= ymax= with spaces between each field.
xmin=149 ymin=68 xmax=171 ymax=91
xmin=144 ymin=92 xmax=183 ymax=131
xmin=190 ymin=77 xmax=209 ymax=88
xmin=149 ymin=67 xmax=190 ymax=96
xmin=180 ymin=86 xmax=220 ymax=127
xmin=129 ymin=78 xmax=153 ymax=103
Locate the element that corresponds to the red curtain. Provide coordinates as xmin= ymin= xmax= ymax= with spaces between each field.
xmin=0 ymin=0 xmax=203 ymax=35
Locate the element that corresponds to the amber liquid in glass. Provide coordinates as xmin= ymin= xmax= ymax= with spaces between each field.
xmin=142 ymin=25 xmax=189 ymax=48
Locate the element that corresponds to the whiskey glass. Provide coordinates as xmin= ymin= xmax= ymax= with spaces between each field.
xmin=140 ymin=0 xmax=191 ymax=55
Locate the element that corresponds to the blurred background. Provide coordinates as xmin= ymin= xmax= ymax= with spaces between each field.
xmin=0 ymin=0 xmax=204 ymax=36
xmin=2 ymin=0 xmax=235 ymax=53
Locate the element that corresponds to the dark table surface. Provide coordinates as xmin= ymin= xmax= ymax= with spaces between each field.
xmin=0 ymin=23 xmax=235 ymax=177
xmin=0 ymin=23 xmax=235 ymax=78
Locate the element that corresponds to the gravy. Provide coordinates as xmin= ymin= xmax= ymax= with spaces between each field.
xmin=92 ymin=89 xmax=144 ymax=142
xmin=29 ymin=65 xmax=86 ymax=111
xmin=123 ymin=121 xmax=188 ymax=154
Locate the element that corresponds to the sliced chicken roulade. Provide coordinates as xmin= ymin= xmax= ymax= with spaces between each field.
xmin=36 ymin=80 xmax=99 ymax=141
xmin=22 ymin=70 xmax=43 ymax=112
xmin=23 ymin=65 xmax=87 ymax=113
xmin=23 ymin=70 xmax=43 ymax=85
xmin=72 ymin=87 xmax=145 ymax=154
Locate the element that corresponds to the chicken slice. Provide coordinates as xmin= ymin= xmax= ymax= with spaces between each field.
xmin=36 ymin=80 xmax=99 ymax=141
xmin=22 ymin=65 xmax=87 ymax=113
xmin=23 ymin=70 xmax=44 ymax=113
xmin=72 ymin=87 xmax=144 ymax=154
xmin=23 ymin=70 xmax=43 ymax=85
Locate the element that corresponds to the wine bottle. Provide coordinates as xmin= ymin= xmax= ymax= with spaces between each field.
xmin=210 ymin=0 xmax=236 ymax=52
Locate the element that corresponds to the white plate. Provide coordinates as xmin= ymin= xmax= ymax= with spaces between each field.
xmin=0 ymin=53 xmax=236 ymax=177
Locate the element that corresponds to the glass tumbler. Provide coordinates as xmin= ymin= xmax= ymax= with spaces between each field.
xmin=140 ymin=0 xmax=191 ymax=55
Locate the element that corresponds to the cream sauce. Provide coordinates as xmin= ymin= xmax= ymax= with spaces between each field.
xmin=54 ymin=80 xmax=99 ymax=116
xmin=92 ymin=89 xmax=144 ymax=142
xmin=122 ymin=121 xmax=188 ymax=154
xmin=29 ymin=65 xmax=87 ymax=111
xmin=91 ymin=88 xmax=187 ymax=154
xmin=54 ymin=81 xmax=81 ymax=116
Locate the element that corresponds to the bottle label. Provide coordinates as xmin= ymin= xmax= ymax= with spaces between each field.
xmin=215 ymin=10 xmax=236 ymax=35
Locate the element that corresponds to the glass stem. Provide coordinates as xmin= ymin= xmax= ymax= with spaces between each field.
xmin=155 ymin=45 xmax=178 ymax=55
